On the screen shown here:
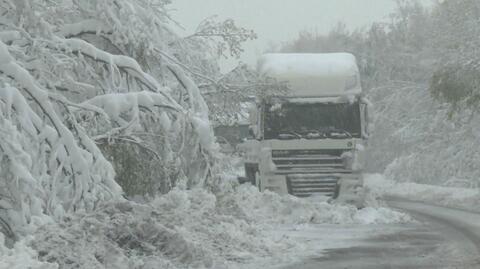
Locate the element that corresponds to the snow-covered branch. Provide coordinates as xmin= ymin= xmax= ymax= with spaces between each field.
xmin=0 ymin=0 xmax=255 ymax=244
xmin=0 ymin=40 xmax=122 ymax=218
xmin=57 ymin=19 xmax=111 ymax=38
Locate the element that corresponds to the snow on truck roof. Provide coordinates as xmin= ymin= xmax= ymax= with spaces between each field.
xmin=258 ymin=53 xmax=362 ymax=98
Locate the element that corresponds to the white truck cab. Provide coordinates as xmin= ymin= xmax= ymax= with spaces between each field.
xmin=242 ymin=53 xmax=371 ymax=207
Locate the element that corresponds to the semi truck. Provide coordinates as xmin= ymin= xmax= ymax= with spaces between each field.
xmin=242 ymin=53 xmax=371 ymax=207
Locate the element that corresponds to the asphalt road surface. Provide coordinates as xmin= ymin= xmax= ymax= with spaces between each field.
xmin=282 ymin=200 xmax=480 ymax=269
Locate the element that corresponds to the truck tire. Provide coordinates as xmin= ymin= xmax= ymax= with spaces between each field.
xmin=244 ymin=163 xmax=259 ymax=186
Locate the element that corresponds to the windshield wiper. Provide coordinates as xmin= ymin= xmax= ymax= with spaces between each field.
xmin=305 ymin=130 xmax=326 ymax=139
xmin=324 ymin=128 xmax=352 ymax=139
xmin=277 ymin=131 xmax=302 ymax=140
xmin=276 ymin=128 xmax=352 ymax=140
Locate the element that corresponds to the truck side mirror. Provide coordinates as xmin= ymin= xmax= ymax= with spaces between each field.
xmin=248 ymin=103 xmax=261 ymax=139
xmin=360 ymin=103 xmax=369 ymax=138
xmin=249 ymin=105 xmax=258 ymax=125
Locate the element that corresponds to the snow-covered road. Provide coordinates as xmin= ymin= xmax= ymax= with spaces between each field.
xmin=389 ymin=199 xmax=480 ymax=267
xmin=279 ymin=199 xmax=480 ymax=269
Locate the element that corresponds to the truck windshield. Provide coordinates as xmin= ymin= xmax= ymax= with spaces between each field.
xmin=264 ymin=101 xmax=362 ymax=140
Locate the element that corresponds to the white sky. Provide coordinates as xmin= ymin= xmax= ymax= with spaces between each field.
xmin=170 ymin=0 xmax=431 ymax=70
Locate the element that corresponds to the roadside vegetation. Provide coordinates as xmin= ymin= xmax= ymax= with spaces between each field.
xmin=280 ymin=0 xmax=480 ymax=187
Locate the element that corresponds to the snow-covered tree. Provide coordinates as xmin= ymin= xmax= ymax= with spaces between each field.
xmin=429 ymin=0 xmax=480 ymax=110
xmin=0 ymin=0 xmax=257 ymax=239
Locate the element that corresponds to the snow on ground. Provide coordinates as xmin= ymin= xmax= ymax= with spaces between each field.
xmin=4 ymin=176 xmax=411 ymax=269
xmin=225 ymin=185 xmax=411 ymax=226
xmin=0 ymin=234 xmax=57 ymax=269
xmin=264 ymin=223 xmax=425 ymax=269
xmin=223 ymin=183 xmax=412 ymax=268
xmin=1 ymin=157 xmax=413 ymax=269
xmin=365 ymin=174 xmax=480 ymax=212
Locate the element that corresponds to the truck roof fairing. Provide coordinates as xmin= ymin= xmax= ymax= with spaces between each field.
xmin=258 ymin=53 xmax=362 ymax=98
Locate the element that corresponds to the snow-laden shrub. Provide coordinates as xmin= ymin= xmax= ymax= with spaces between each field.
xmin=31 ymin=200 xmax=213 ymax=268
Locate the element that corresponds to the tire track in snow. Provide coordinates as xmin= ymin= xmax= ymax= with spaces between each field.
xmin=388 ymin=199 xmax=480 ymax=268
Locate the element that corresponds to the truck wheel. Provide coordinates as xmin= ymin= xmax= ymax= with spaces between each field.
xmin=244 ymin=163 xmax=259 ymax=186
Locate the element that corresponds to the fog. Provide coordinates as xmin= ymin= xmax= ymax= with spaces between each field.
xmin=171 ymin=0 xmax=432 ymax=69
xmin=1 ymin=1 xmax=480 ymax=268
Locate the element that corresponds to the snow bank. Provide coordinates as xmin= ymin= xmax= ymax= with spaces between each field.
xmin=222 ymin=185 xmax=412 ymax=227
xmin=0 ymin=234 xmax=57 ymax=269
xmin=365 ymin=174 xmax=480 ymax=212
xmin=23 ymin=182 xmax=410 ymax=269
xmin=27 ymin=189 xmax=280 ymax=269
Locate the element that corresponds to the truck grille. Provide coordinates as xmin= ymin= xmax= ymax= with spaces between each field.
xmin=272 ymin=150 xmax=350 ymax=197
xmin=287 ymin=174 xmax=339 ymax=198
xmin=271 ymin=149 xmax=349 ymax=173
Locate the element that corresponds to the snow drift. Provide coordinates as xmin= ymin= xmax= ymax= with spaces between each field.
xmin=365 ymin=174 xmax=480 ymax=213
xmin=2 ymin=183 xmax=409 ymax=269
